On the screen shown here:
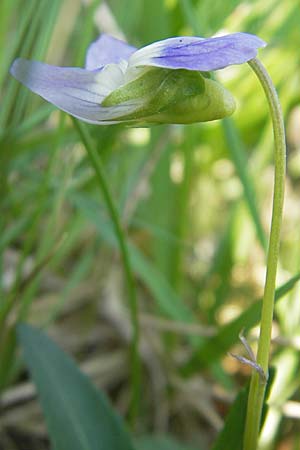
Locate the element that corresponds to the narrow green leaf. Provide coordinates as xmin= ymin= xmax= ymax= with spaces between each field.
xmin=212 ymin=385 xmax=249 ymax=450
xmin=130 ymin=243 xmax=195 ymax=322
xmin=179 ymin=0 xmax=267 ymax=251
xmin=71 ymin=193 xmax=196 ymax=325
xmin=212 ymin=368 xmax=275 ymax=450
xmin=222 ymin=118 xmax=267 ymax=250
xmin=0 ymin=325 xmax=17 ymax=390
xmin=0 ymin=217 xmax=30 ymax=253
xmin=0 ymin=0 xmax=36 ymax=88
xmin=72 ymin=119 xmax=140 ymax=425
xmin=136 ymin=435 xmax=200 ymax=450
xmin=17 ymin=323 xmax=136 ymax=450
xmin=183 ymin=273 xmax=300 ymax=374
xmin=0 ymin=104 xmax=54 ymax=141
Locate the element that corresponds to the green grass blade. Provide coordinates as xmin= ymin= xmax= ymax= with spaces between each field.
xmin=222 ymin=118 xmax=267 ymax=250
xmin=179 ymin=0 xmax=267 ymax=251
xmin=71 ymin=193 xmax=197 ymax=328
xmin=72 ymin=118 xmax=140 ymax=426
xmin=183 ymin=273 xmax=300 ymax=375
xmin=136 ymin=436 xmax=200 ymax=450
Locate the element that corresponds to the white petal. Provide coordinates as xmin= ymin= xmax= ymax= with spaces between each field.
xmin=10 ymin=59 xmax=143 ymax=124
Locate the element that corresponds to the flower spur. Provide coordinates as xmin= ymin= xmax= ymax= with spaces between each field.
xmin=10 ymin=32 xmax=266 ymax=126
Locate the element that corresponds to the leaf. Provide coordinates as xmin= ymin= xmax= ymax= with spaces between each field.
xmin=107 ymin=0 xmax=170 ymax=42
xmin=178 ymin=0 xmax=267 ymax=251
xmin=71 ymin=193 xmax=197 ymax=325
xmin=212 ymin=368 xmax=275 ymax=450
xmin=129 ymin=243 xmax=195 ymax=322
xmin=17 ymin=323 xmax=135 ymax=450
xmin=222 ymin=118 xmax=267 ymax=251
xmin=136 ymin=435 xmax=200 ymax=450
xmin=183 ymin=273 xmax=300 ymax=375
xmin=212 ymin=385 xmax=249 ymax=450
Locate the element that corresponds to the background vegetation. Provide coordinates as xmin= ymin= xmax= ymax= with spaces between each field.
xmin=1 ymin=0 xmax=300 ymax=449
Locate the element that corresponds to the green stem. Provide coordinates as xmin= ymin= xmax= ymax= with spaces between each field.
xmin=243 ymin=58 xmax=286 ymax=450
xmin=72 ymin=119 xmax=140 ymax=426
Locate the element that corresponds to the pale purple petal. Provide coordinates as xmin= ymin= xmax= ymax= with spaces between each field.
xmin=10 ymin=58 xmax=142 ymax=124
xmin=129 ymin=32 xmax=266 ymax=71
xmin=85 ymin=34 xmax=136 ymax=70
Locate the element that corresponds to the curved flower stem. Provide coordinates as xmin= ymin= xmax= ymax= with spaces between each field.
xmin=243 ymin=58 xmax=286 ymax=450
xmin=72 ymin=119 xmax=140 ymax=427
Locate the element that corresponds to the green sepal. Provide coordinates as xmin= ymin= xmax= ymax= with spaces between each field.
xmin=102 ymin=67 xmax=205 ymax=114
xmin=102 ymin=67 xmax=235 ymax=125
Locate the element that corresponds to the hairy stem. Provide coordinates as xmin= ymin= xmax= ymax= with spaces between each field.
xmin=243 ymin=58 xmax=286 ymax=450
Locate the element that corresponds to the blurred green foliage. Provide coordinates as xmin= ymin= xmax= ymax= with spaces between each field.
xmin=1 ymin=0 xmax=300 ymax=449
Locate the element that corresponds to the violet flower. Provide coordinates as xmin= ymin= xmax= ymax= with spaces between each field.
xmin=10 ymin=33 xmax=266 ymax=125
